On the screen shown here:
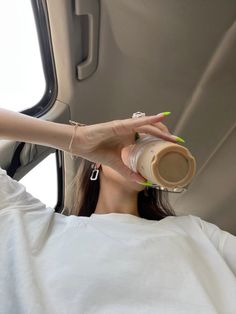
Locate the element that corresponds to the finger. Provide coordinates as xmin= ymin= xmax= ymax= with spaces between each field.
xmin=135 ymin=124 xmax=178 ymax=143
xmin=152 ymin=122 xmax=171 ymax=135
xmin=112 ymin=114 xmax=168 ymax=136
xmin=129 ymin=113 xmax=168 ymax=128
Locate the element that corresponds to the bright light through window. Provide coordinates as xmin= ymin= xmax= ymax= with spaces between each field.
xmin=0 ymin=0 xmax=46 ymax=111
xmin=19 ymin=153 xmax=58 ymax=209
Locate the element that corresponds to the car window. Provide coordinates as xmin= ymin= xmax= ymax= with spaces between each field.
xmin=0 ymin=0 xmax=45 ymax=111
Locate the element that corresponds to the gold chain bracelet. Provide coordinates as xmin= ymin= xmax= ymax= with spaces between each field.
xmin=68 ymin=120 xmax=87 ymax=159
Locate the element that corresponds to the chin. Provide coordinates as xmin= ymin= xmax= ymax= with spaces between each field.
xmin=102 ymin=166 xmax=145 ymax=192
xmin=116 ymin=173 xmax=145 ymax=193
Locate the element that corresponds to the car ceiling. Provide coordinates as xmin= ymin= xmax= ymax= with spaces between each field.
xmin=32 ymin=0 xmax=236 ymax=234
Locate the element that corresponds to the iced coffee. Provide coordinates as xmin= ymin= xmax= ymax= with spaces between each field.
xmin=121 ymin=135 xmax=196 ymax=190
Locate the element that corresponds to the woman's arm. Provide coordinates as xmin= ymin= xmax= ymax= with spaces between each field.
xmin=0 ymin=108 xmax=73 ymax=153
xmin=0 ymin=108 xmax=177 ymax=183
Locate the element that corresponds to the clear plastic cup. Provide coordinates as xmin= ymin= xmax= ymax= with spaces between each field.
xmin=121 ymin=135 xmax=196 ymax=193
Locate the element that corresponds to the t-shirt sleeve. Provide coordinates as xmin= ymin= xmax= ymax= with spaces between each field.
xmin=0 ymin=166 xmax=47 ymax=213
xmin=191 ymin=215 xmax=236 ymax=277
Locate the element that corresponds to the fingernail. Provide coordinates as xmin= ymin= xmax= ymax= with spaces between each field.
xmin=161 ymin=112 xmax=171 ymax=116
xmin=175 ymin=136 xmax=185 ymax=143
xmin=136 ymin=180 xmax=153 ymax=186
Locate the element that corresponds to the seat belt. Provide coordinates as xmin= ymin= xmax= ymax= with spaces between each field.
xmin=6 ymin=142 xmax=26 ymax=178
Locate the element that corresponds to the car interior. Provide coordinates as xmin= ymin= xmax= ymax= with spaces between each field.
xmin=0 ymin=0 xmax=236 ymax=235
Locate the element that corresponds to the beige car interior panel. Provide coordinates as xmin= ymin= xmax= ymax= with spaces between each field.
xmin=1 ymin=0 xmax=235 ymax=234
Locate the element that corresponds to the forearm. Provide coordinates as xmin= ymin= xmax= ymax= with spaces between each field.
xmin=0 ymin=108 xmax=73 ymax=153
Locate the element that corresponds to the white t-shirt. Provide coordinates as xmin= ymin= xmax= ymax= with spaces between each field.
xmin=0 ymin=166 xmax=236 ymax=314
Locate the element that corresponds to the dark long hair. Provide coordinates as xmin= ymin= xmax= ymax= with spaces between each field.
xmin=66 ymin=158 xmax=176 ymax=220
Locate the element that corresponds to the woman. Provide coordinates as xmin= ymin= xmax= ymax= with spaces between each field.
xmin=0 ymin=108 xmax=235 ymax=314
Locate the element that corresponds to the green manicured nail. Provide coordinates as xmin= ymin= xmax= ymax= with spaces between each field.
xmin=175 ymin=136 xmax=185 ymax=143
xmin=162 ymin=112 xmax=171 ymax=116
xmin=138 ymin=180 xmax=153 ymax=186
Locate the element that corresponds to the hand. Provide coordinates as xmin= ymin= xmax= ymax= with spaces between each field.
xmin=71 ymin=113 xmax=176 ymax=183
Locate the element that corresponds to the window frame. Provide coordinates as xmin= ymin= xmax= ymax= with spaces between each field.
xmin=15 ymin=0 xmax=62 ymax=212
xmin=20 ymin=0 xmax=58 ymax=118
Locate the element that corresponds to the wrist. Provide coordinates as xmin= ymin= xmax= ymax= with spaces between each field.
xmin=0 ymin=108 xmax=78 ymax=154
xmin=48 ymin=122 xmax=74 ymax=153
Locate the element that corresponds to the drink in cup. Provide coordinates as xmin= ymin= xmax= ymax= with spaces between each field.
xmin=121 ymin=135 xmax=196 ymax=191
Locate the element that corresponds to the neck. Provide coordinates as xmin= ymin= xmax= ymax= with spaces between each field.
xmin=94 ymin=180 xmax=140 ymax=217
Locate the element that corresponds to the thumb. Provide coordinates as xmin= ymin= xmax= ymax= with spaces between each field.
xmin=112 ymin=159 xmax=146 ymax=184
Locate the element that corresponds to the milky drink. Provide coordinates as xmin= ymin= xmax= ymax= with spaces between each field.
xmin=121 ymin=135 xmax=196 ymax=189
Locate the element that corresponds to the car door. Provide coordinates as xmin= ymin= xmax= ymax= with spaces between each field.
xmin=1 ymin=0 xmax=236 ymax=235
